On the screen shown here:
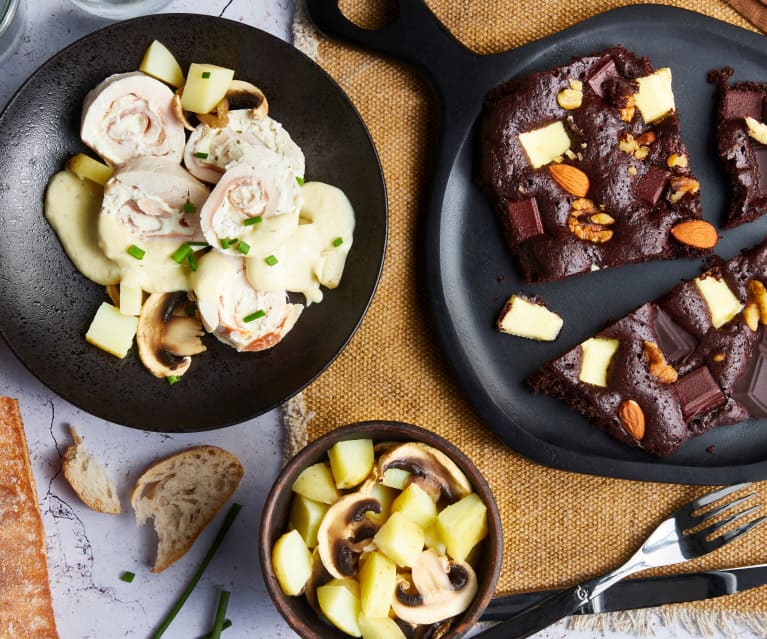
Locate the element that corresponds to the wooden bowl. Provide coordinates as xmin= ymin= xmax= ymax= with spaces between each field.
xmin=259 ymin=420 xmax=503 ymax=639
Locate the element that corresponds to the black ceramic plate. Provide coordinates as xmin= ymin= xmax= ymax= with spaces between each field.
xmin=308 ymin=2 xmax=767 ymax=483
xmin=0 ymin=14 xmax=387 ymax=432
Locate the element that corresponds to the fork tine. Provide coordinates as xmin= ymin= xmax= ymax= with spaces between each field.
xmin=697 ymin=503 xmax=762 ymax=538
xmin=702 ymin=515 xmax=767 ymax=552
xmin=695 ymin=492 xmax=757 ymax=523
xmin=690 ymin=482 xmax=751 ymax=510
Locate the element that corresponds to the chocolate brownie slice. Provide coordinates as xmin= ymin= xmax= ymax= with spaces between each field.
xmin=709 ymin=67 xmax=767 ymax=228
xmin=479 ymin=46 xmax=716 ymax=283
xmin=529 ymin=240 xmax=767 ymax=456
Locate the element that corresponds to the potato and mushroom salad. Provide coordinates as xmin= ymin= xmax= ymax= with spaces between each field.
xmin=44 ymin=40 xmax=355 ymax=382
xmin=272 ymin=439 xmax=489 ymax=638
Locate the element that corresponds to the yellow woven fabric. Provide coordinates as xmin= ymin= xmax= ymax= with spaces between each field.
xmin=303 ymin=0 xmax=767 ymax=612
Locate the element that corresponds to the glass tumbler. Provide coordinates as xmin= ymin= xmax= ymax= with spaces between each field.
xmin=69 ymin=0 xmax=172 ymax=20
xmin=0 ymin=0 xmax=25 ymax=64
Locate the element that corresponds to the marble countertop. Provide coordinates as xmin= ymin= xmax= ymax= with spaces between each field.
xmin=0 ymin=1 xmax=757 ymax=638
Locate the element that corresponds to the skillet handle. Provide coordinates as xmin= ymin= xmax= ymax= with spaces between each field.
xmin=304 ymin=0 xmax=477 ymax=95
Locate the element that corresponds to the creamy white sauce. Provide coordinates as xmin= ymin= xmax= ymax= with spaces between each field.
xmin=44 ymin=171 xmax=121 ymax=286
xmin=98 ymin=213 xmax=192 ymax=292
xmin=245 ymin=181 xmax=355 ymax=304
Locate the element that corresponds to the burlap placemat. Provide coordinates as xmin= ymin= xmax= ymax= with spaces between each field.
xmin=288 ymin=0 xmax=767 ymax=633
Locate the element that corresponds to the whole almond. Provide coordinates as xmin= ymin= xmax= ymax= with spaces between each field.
xmin=549 ymin=163 xmax=590 ymax=197
xmin=618 ymin=399 xmax=646 ymax=441
xmin=670 ymin=220 xmax=718 ymax=249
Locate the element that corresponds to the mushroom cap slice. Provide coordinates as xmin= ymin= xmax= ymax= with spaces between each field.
xmin=377 ymin=442 xmax=472 ymax=503
xmin=317 ymin=492 xmax=381 ymax=580
xmin=391 ymin=549 xmax=478 ymax=626
xmin=137 ymin=292 xmax=206 ymax=378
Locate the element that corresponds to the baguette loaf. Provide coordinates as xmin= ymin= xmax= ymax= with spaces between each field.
xmin=62 ymin=426 xmax=121 ymax=514
xmin=130 ymin=445 xmax=243 ymax=572
xmin=0 ymin=397 xmax=58 ymax=638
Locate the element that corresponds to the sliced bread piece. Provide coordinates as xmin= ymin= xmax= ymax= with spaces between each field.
xmin=130 ymin=445 xmax=244 ymax=572
xmin=62 ymin=426 xmax=121 ymax=514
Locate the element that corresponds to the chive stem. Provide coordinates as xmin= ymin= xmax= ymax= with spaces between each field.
xmin=197 ymin=619 xmax=232 ymax=639
xmin=210 ymin=591 xmax=230 ymax=639
xmin=237 ymin=240 xmax=250 ymax=256
xmin=171 ymin=243 xmax=193 ymax=264
xmin=243 ymin=309 xmax=266 ymax=323
xmin=149 ymin=503 xmax=242 ymax=639
xmin=167 ymin=375 xmax=181 ymax=385
xmin=120 ymin=571 xmax=135 ymax=583
xmin=127 ymin=245 xmax=145 ymax=260
xmin=243 ymin=216 xmax=262 ymax=226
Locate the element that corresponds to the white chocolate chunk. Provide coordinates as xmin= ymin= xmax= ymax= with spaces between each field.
xmin=695 ymin=275 xmax=743 ymax=329
xmin=745 ymin=117 xmax=767 ymax=145
xmin=579 ymin=337 xmax=619 ymax=387
xmin=496 ymin=295 xmax=563 ymax=341
xmin=634 ymin=68 xmax=675 ymax=124
xmin=519 ymin=121 xmax=571 ymax=168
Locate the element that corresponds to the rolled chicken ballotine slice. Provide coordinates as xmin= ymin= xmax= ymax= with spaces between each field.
xmin=184 ymin=110 xmax=305 ymax=184
xmin=191 ymin=250 xmax=302 ymax=352
xmin=81 ymin=71 xmax=186 ymax=166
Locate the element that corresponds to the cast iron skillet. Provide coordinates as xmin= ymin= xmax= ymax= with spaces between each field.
xmin=0 ymin=14 xmax=387 ymax=432
xmin=306 ymin=1 xmax=767 ymax=484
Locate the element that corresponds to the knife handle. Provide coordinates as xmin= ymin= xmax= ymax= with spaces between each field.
xmin=472 ymin=584 xmax=590 ymax=639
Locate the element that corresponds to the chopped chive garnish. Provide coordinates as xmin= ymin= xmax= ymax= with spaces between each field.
xmin=243 ymin=216 xmax=262 ymax=226
xmin=201 ymin=71 xmax=211 ymax=79
xmin=220 ymin=238 xmax=231 ymax=250
xmin=296 ymin=176 xmax=305 ymax=186
xmin=237 ymin=240 xmax=251 ymax=255
xmin=127 ymin=245 xmax=145 ymax=260
xmin=243 ymin=309 xmax=266 ymax=323
xmin=194 ymin=151 xmax=209 ymax=159
xmin=150 ymin=503 xmax=242 ymax=639
xmin=332 ymin=236 xmax=344 ymax=247
xmin=171 ymin=243 xmax=193 ymax=264
xmin=185 ymin=304 xmax=197 ymax=317
xmin=182 ymin=201 xmax=196 ymax=214
xmin=167 ymin=375 xmax=181 ymax=385
xmin=209 ymin=591 xmax=231 ymax=639
xmin=120 ymin=571 xmax=135 ymax=583
xmin=197 ymin=619 xmax=232 ymax=639
xmin=187 ymin=253 xmax=197 ymax=272
xmin=264 ymin=254 xmax=278 ymax=266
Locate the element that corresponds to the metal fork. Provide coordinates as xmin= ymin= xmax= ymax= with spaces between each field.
xmin=474 ymin=483 xmax=765 ymax=639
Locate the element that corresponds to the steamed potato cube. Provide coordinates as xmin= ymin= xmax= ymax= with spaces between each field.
xmin=85 ymin=302 xmax=138 ymax=358
xmin=328 ymin=439 xmax=374 ymax=489
xmin=436 ymin=493 xmax=488 ymax=562
xmin=423 ymin=522 xmax=446 ymax=556
xmin=139 ymin=40 xmax=185 ymax=88
xmin=390 ymin=482 xmax=437 ymax=530
xmin=358 ymin=615 xmax=407 ymax=639
xmin=272 ymin=529 xmax=312 ymax=596
xmin=317 ymin=579 xmax=362 ymax=637
xmin=381 ymin=468 xmax=411 ymax=490
xmin=365 ymin=483 xmax=397 ymax=525
xmin=292 ymin=462 xmax=341 ymax=504
xmin=180 ymin=63 xmax=234 ymax=114
xmin=119 ymin=283 xmax=143 ymax=316
xmin=66 ymin=153 xmax=114 ymax=186
xmin=373 ymin=511 xmax=424 ymax=568
xmin=359 ymin=551 xmax=397 ymax=619
xmin=289 ymin=494 xmax=329 ymax=548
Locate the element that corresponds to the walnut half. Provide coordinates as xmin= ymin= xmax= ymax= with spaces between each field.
xmin=567 ymin=198 xmax=614 ymax=243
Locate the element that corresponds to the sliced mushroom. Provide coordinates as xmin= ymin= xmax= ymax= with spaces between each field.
xmin=226 ymin=79 xmax=269 ymax=120
xmin=137 ymin=292 xmax=206 ymax=378
xmin=172 ymin=88 xmax=196 ymax=131
xmin=304 ymin=547 xmax=332 ymax=614
xmin=197 ymin=97 xmax=230 ymax=129
xmin=391 ymin=549 xmax=478 ymax=626
xmin=377 ymin=442 xmax=472 ymax=503
xmin=317 ymin=492 xmax=381 ymax=579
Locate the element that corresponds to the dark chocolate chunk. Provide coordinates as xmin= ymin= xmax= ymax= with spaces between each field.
xmin=587 ymin=57 xmax=618 ymax=97
xmin=754 ymin=147 xmax=767 ymax=193
xmin=675 ymin=366 xmax=726 ymax=421
xmin=733 ymin=331 xmax=767 ymax=417
xmin=654 ymin=307 xmax=697 ymax=363
xmin=504 ymin=197 xmax=544 ymax=243
xmin=722 ymin=89 xmax=763 ymax=120
xmin=636 ymin=166 xmax=670 ymax=206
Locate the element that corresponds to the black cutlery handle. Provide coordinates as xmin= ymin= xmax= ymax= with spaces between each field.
xmin=473 ymin=585 xmax=590 ymax=639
